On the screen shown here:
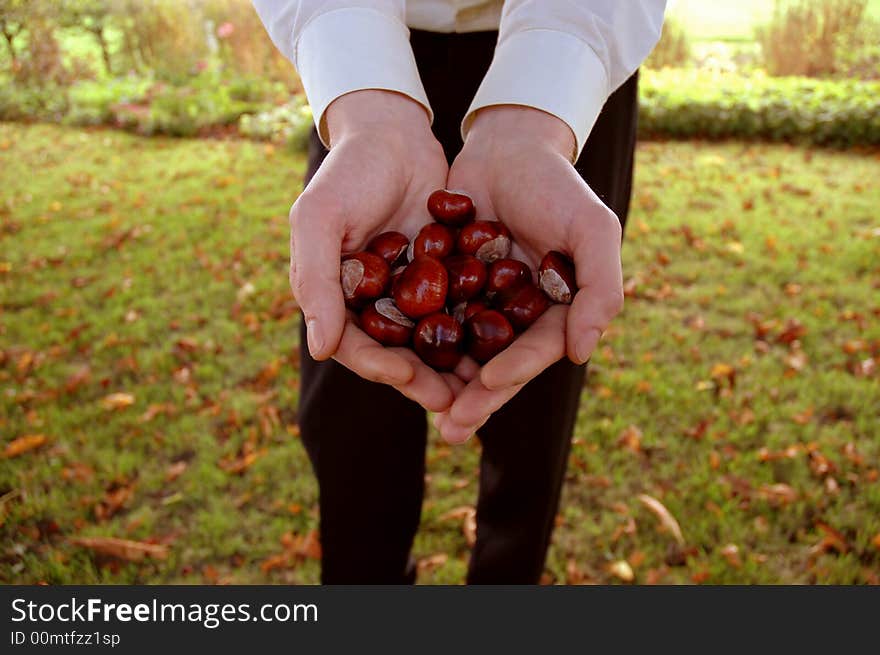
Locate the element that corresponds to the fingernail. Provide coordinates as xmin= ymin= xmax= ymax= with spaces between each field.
xmin=306 ymin=317 xmax=323 ymax=357
xmin=576 ymin=328 xmax=601 ymax=364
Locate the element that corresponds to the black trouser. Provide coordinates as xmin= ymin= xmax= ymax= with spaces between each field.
xmin=298 ymin=29 xmax=638 ymax=584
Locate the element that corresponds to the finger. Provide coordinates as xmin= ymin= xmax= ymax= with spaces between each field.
xmin=332 ymin=320 xmax=414 ymax=386
xmin=290 ymin=200 xmax=346 ymax=360
xmin=434 ymin=412 xmax=481 ymax=445
xmin=441 ymin=378 xmax=525 ymax=439
xmin=390 ymin=349 xmax=456 ymax=412
xmin=479 ymin=304 xmax=567 ymax=391
xmin=441 ymin=372 xmax=468 ymax=396
xmin=453 ymin=355 xmax=481 ymax=383
xmin=445 ymin=165 xmax=496 ymax=221
xmin=566 ymin=208 xmax=624 ymax=364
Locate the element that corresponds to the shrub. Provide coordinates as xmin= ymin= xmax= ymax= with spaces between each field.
xmin=238 ymin=96 xmax=313 ymax=151
xmin=0 ymin=83 xmax=70 ymax=121
xmin=638 ymin=69 xmax=880 ymax=146
xmin=65 ymin=75 xmax=152 ymax=125
xmin=645 ymin=17 xmax=692 ymax=70
xmin=756 ymin=0 xmax=872 ymax=77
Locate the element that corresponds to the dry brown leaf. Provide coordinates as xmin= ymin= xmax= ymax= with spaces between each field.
xmin=69 ymin=536 xmax=168 ymax=561
xmin=101 ymin=392 xmax=135 ymax=411
xmin=63 ymin=365 xmax=91 ymax=394
xmin=4 ymin=434 xmax=48 ymax=458
xmin=720 ymin=543 xmax=742 ymax=568
xmin=637 ymin=494 xmax=685 ymax=546
xmin=758 ymin=483 xmax=798 ymax=506
xmin=609 ymin=560 xmax=634 ymax=582
xmin=417 ymin=553 xmax=448 ymax=574
xmin=440 ymin=505 xmax=477 ymax=547
xmin=298 ymin=529 xmax=322 ymax=560
xmin=165 ymin=461 xmax=188 ymax=482
xmin=617 ymin=425 xmax=643 ymax=453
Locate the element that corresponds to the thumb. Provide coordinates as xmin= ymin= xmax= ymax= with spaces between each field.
xmin=289 ymin=199 xmax=346 ymax=360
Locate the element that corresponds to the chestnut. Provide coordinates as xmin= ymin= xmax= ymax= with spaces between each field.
xmin=427 ymin=189 xmax=476 ymax=227
xmin=392 ymin=256 xmax=448 ymax=319
xmin=367 ymin=231 xmax=409 ymax=267
xmin=444 ymin=254 xmax=487 ymax=305
xmin=495 ymin=283 xmax=550 ymax=331
xmin=341 ymin=251 xmax=390 ymax=308
xmin=466 ymin=309 xmax=515 ymax=363
xmin=360 ymin=298 xmax=414 ymax=347
xmin=457 ymin=220 xmax=511 ymax=263
xmin=452 ymin=299 xmax=488 ymax=325
xmin=539 ymin=251 xmax=577 ymax=304
xmin=486 ymin=258 xmax=532 ymax=297
xmin=410 ymin=223 xmax=456 ymax=260
xmin=413 ymin=312 xmax=464 ymax=371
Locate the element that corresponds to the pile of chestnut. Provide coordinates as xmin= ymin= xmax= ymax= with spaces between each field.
xmin=340 ymin=189 xmax=577 ymax=371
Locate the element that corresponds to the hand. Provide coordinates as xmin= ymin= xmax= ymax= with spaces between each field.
xmin=435 ymin=105 xmax=625 ymax=442
xmin=290 ymin=90 xmax=456 ymax=412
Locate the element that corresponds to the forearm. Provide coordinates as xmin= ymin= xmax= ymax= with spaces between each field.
xmin=252 ymin=1 xmax=432 ymax=145
xmin=463 ymin=0 xmax=666 ymax=161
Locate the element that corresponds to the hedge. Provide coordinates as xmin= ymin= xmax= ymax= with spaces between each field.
xmin=638 ymin=69 xmax=880 ymax=147
xmin=2 ymin=69 xmax=879 ymax=148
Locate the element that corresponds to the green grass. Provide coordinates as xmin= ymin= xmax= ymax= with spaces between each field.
xmin=1 ymin=123 xmax=879 ymax=585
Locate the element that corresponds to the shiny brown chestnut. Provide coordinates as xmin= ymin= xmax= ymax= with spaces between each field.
xmin=392 ymin=256 xmax=448 ymax=319
xmin=427 ymin=189 xmax=476 ymax=227
xmin=413 ymin=312 xmax=464 ymax=371
xmin=486 ymin=258 xmax=532 ymax=297
xmin=457 ymin=220 xmax=511 ymax=263
xmin=539 ymin=250 xmax=577 ymax=304
xmin=444 ymin=254 xmax=487 ymax=305
xmin=410 ymin=223 xmax=456 ymax=260
xmin=341 ymin=251 xmax=390 ymax=308
xmin=466 ymin=309 xmax=515 ymax=363
xmin=367 ymin=231 xmax=409 ymax=268
xmin=495 ymin=283 xmax=550 ymax=331
xmin=360 ymin=298 xmax=414 ymax=347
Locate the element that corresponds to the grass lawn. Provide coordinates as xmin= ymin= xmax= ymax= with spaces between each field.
xmin=1 ymin=123 xmax=878 ymax=585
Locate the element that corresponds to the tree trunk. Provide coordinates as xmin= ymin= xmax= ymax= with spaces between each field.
xmin=98 ymin=30 xmax=113 ymax=75
xmin=93 ymin=27 xmax=112 ymax=76
xmin=1 ymin=28 xmax=17 ymax=70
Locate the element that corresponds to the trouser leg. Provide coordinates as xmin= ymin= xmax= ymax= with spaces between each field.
xmin=297 ymin=131 xmax=428 ymax=584
xmin=467 ymin=73 xmax=640 ymax=584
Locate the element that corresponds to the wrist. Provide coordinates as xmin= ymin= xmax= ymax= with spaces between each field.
xmin=466 ymin=105 xmax=576 ymax=162
xmin=325 ymin=90 xmax=434 ymax=148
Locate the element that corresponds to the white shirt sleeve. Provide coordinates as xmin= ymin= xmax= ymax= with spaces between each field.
xmin=252 ymin=0 xmax=432 ymax=146
xmin=463 ymin=1 xmax=666 ymax=161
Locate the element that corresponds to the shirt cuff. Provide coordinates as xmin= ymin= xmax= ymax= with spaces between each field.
xmin=462 ymin=29 xmax=609 ymax=162
xmin=296 ymin=8 xmax=433 ymax=146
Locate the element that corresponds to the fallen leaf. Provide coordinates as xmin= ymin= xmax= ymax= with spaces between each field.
xmin=63 ymin=365 xmax=92 ymax=394
xmin=720 ymin=543 xmax=742 ymax=568
xmin=3 ymin=434 xmax=48 ymax=458
xmin=440 ymin=505 xmax=477 ymax=547
xmin=758 ymin=483 xmax=798 ymax=506
xmin=101 ymin=392 xmax=135 ymax=411
xmin=298 ymin=529 xmax=322 ymax=560
xmin=69 ymin=536 xmax=168 ymax=561
xmin=617 ymin=425 xmax=643 ymax=453
xmin=609 ymin=560 xmax=634 ymax=582
xmin=165 ymin=461 xmax=188 ymax=482
xmin=417 ymin=553 xmax=448 ymax=574
xmin=637 ymin=494 xmax=685 ymax=546
xmin=813 ymin=522 xmax=848 ymax=554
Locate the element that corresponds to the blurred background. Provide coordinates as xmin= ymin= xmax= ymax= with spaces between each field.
xmin=0 ymin=0 xmax=878 ymax=584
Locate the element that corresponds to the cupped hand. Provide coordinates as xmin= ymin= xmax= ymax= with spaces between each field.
xmin=289 ymin=90 xmax=457 ymax=412
xmin=435 ymin=105 xmax=625 ymax=442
